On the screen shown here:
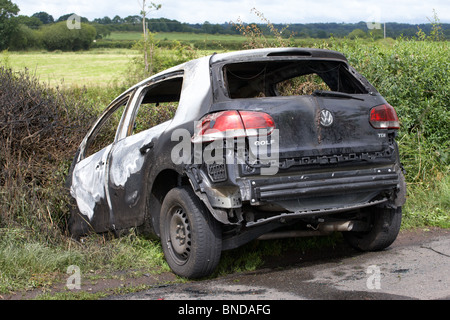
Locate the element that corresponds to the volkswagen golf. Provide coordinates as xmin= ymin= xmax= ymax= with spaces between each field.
xmin=67 ymin=48 xmax=406 ymax=278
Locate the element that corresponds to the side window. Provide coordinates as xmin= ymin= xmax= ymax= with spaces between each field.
xmin=133 ymin=102 xmax=178 ymax=135
xmin=130 ymin=75 xmax=183 ymax=136
xmin=84 ymin=98 xmax=128 ymax=158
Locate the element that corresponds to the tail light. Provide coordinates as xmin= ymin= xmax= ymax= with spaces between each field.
xmin=192 ymin=110 xmax=275 ymax=143
xmin=369 ymin=104 xmax=399 ymax=129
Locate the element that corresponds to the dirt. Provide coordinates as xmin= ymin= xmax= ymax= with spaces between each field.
xmin=2 ymin=227 xmax=449 ymax=300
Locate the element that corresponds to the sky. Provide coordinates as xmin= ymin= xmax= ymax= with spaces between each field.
xmin=11 ymin=0 xmax=450 ymax=24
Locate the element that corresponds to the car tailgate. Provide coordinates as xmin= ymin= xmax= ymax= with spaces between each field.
xmin=211 ymin=94 xmax=395 ymax=163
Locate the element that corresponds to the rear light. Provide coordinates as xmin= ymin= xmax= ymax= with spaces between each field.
xmin=192 ymin=110 xmax=275 ymax=143
xmin=369 ymin=104 xmax=399 ymax=129
xmin=239 ymin=111 xmax=275 ymax=137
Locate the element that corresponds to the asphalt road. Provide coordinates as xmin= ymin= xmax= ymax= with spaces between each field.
xmin=109 ymin=228 xmax=450 ymax=301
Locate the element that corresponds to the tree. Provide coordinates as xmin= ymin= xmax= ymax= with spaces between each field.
xmin=348 ymin=28 xmax=367 ymax=39
xmin=9 ymin=24 xmax=41 ymax=50
xmin=15 ymin=15 xmax=42 ymax=29
xmin=316 ymin=30 xmax=328 ymax=39
xmin=0 ymin=0 xmax=20 ymax=50
xmin=91 ymin=23 xmax=111 ymax=39
xmin=57 ymin=13 xmax=88 ymax=23
xmin=139 ymin=1 xmax=161 ymax=74
xmin=32 ymin=11 xmax=54 ymax=24
xmin=41 ymin=21 xmax=96 ymax=51
xmin=94 ymin=16 xmax=112 ymax=24
xmin=112 ymin=15 xmax=123 ymax=24
xmin=124 ymin=15 xmax=141 ymax=24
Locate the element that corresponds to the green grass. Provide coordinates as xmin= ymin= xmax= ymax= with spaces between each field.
xmin=403 ymin=174 xmax=450 ymax=229
xmin=104 ymin=32 xmax=143 ymax=41
xmin=105 ymin=31 xmax=246 ymax=42
xmin=2 ymin=49 xmax=138 ymax=87
xmin=0 ymin=228 xmax=170 ymax=295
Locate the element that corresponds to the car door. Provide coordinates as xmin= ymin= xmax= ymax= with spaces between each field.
xmin=106 ymin=73 xmax=184 ymax=231
xmin=70 ymin=95 xmax=131 ymax=233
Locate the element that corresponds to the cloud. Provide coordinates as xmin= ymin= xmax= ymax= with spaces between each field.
xmin=12 ymin=0 xmax=450 ymax=23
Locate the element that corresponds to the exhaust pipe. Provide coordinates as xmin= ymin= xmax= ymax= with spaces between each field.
xmin=318 ymin=221 xmax=354 ymax=232
xmin=257 ymin=221 xmax=354 ymax=241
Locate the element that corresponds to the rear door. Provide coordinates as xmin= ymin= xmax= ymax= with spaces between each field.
xmin=70 ymin=96 xmax=130 ymax=233
xmin=106 ymin=74 xmax=183 ymax=230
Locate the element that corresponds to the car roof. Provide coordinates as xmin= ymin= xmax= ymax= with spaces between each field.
xmin=210 ymin=47 xmax=348 ymax=64
xmin=127 ymin=47 xmax=347 ymax=89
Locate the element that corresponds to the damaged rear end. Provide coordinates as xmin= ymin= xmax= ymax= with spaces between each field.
xmin=188 ymin=48 xmax=406 ymax=250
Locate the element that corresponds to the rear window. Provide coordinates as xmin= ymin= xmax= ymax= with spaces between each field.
xmin=223 ymin=60 xmax=367 ymax=99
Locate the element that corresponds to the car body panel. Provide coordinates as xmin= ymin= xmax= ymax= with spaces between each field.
xmin=70 ymin=145 xmax=111 ymax=222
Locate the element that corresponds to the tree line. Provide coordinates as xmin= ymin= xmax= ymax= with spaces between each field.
xmin=1 ymin=0 xmax=449 ymax=52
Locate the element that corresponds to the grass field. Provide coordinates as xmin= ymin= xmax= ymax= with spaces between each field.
xmin=105 ymin=31 xmax=246 ymax=42
xmin=1 ymin=32 xmax=321 ymax=87
xmin=2 ymin=49 xmax=138 ymax=87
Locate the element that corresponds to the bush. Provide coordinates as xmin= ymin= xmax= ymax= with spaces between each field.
xmin=0 ymin=66 xmax=98 ymax=240
xmin=41 ymin=22 xmax=96 ymax=51
xmin=9 ymin=25 xmax=42 ymax=50
xmin=328 ymin=39 xmax=450 ymax=182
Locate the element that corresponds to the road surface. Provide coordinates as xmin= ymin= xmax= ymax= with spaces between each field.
xmin=108 ymin=228 xmax=450 ymax=300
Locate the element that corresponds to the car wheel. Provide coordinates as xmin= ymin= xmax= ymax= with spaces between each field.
xmin=343 ymin=206 xmax=402 ymax=251
xmin=160 ymin=186 xmax=222 ymax=278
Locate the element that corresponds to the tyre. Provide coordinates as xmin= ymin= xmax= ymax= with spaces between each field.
xmin=343 ymin=206 xmax=402 ymax=251
xmin=160 ymin=186 xmax=222 ymax=278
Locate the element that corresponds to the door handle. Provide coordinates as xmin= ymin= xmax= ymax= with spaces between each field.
xmin=140 ymin=141 xmax=154 ymax=155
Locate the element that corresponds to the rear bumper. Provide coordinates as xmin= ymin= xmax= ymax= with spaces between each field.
xmin=248 ymin=166 xmax=400 ymax=204
xmin=188 ymin=161 xmax=405 ymax=226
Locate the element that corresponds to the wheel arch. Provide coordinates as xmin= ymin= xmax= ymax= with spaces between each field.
xmin=147 ymin=168 xmax=190 ymax=236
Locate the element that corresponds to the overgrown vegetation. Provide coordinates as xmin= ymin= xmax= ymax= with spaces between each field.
xmin=0 ymin=67 xmax=94 ymax=233
xmin=0 ymin=7 xmax=448 ymax=298
xmin=126 ymin=34 xmax=198 ymax=83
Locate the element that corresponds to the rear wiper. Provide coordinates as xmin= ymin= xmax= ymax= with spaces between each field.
xmin=313 ymin=90 xmax=364 ymax=101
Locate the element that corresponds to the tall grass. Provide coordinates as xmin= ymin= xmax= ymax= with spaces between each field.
xmin=0 ymin=228 xmax=169 ymax=293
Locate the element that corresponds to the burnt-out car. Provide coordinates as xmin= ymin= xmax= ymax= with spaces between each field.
xmin=67 ymin=48 xmax=406 ymax=278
